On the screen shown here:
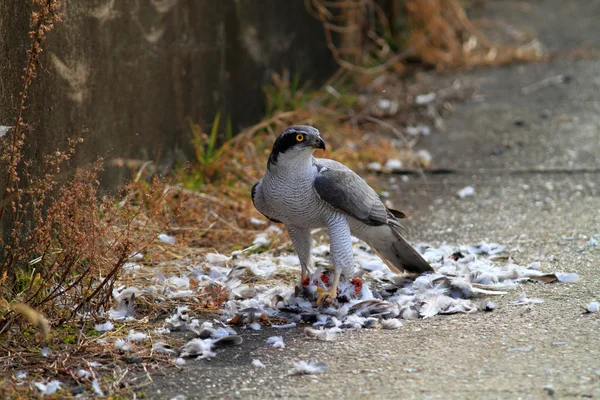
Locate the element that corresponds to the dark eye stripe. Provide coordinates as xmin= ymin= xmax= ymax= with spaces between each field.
xmin=268 ymin=126 xmax=319 ymax=169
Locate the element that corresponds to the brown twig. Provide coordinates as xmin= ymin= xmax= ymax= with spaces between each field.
xmin=0 ymin=0 xmax=62 ymax=274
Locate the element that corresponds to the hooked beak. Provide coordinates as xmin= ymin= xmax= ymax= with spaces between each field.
xmin=313 ymin=136 xmax=326 ymax=150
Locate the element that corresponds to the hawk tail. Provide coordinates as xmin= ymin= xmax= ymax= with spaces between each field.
xmin=372 ymin=225 xmax=434 ymax=274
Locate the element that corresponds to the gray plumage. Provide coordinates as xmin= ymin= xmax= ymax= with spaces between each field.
xmin=252 ymin=125 xmax=433 ymax=300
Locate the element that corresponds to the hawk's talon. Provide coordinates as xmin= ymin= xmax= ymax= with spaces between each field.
xmin=315 ymin=287 xmax=337 ymax=306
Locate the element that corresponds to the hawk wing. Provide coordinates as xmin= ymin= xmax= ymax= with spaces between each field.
xmin=313 ymin=158 xmax=432 ymax=274
xmin=313 ymin=159 xmax=402 ymax=227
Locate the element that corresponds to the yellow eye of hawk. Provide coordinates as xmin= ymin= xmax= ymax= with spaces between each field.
xmin=296 ymin=134 xmax=305 ymax=142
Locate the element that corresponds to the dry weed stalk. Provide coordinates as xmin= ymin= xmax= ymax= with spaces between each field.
xmin=0 ymin=0 xmax=62 ymax=227
xmin=307 ymin=0 xmax=545 ymax=73
xmin=0 ymin=0 xmax=169 ymax=338
xmin=306 ymin=0 xmax=408 ymax=74
xmin=404 ymin=0 xmax=545 ymax=69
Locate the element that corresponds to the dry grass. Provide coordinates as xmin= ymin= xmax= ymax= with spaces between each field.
xmin=307 ymin=0 xmax=546 ymax=73
xmin=306 ymin=0 xmax=410 ymax=74
xmin=0 ymin=0 xmax=168 ymax=357
xmin=405 ymin=0 xmax=546 ymax=69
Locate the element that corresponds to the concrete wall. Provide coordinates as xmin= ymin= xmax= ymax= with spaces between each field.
xmin=0 ymin=0 xmax=337 ymax=185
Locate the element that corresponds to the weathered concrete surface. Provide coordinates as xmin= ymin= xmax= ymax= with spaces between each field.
xmin=147 ymin=1 xmax=600 ymax=399
xmin=0 ymin=0 xmax=336 ymax=185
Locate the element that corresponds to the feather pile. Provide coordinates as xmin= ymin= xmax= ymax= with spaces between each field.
xmin=208 ymin=235 xmax=578 ymax=331
xmin=107 ymin=225 xmax=579 ymax=365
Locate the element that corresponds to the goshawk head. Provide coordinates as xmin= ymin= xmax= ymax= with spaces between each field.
xmin=267 ymin=125 xmax=326 ymax=168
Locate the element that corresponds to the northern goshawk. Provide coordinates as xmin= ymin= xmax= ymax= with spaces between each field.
xmin=252 ymin=125 xmax=433 ymax=303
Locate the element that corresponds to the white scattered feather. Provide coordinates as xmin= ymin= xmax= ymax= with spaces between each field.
xmin=92 ymin=379 xmax=104 ymax=396
xmin=367 ymin=162 xmax=382 ymax=172
xmin=415 ymin=92 xmax=436 ymax=104
xmin=466 ymin=241 xmax=506 ymax=255
xmin=205 ymin=253 xmax=230 ymax=265
xmin=34 ymin=380 xmax=61 ymax=395
xmin=400 ymin=306 xmax=420 ymax=320
xmin=167 ymin=289 xmax=194 ymax=299
xmin=94 ymin=321 xmax=114 ymax=332
xmin=304 ymin=327 xmax=340 ymax=341
xmin=377 ymin=98 xmax=393 ymax=111
xmin=15 ymin=371 xmax=27 ymax=379
xmin=250 ymin=217 xmax=267 ymax=226
xmin=279 ymin=255 xmax=300 ymax=266
xmin=508 ymin=346 xmax=533 ymax=352
xmin=41 ymin=347 xmax=52 ymax=357
xmin=380 ymin=318 xmax=402 ymax=329
xmin=87 ymin=361 xmax=102 ymax=367
xmin=168 ymin=276 xmax=190 ymax=289
xmin=415 ymin=149 xmax=432 ymax=164
xmin=123 ymin=262 xmax=143 ymax=271
xmin=0 ymin=126 xmax=13 ymax=137
xmin=174 ymin=357 xmax=186 ymax=366
xmin=179 ymin=338 xmax=216 ymax=359
xmin=471 ymin=287 xmax=508 ymax=296
xmin=311 ymin=245 xmax=330 ymax=256
xmin=442 ymin=299 xmax=477 ymax=314
xmin=555 ymin=272 xmax=579 ymax=283
xmin=77 ymin=369 xmax=91 ymax=378
xmin=266 ymin=225 xmax=283 ymax=235
xmin=113 ymin=285 xmax=143 ymax=299
xmin=457 ymin=186 xmax=475 ymax=199
xmin=108 ymin=307 xmax=134 ymax=321
xmin=420 ymin=295 xmax=441 ymax=318
xmin=248 ymin=322 xmax=261 ymax=331
xmin=158 ymin=233 xmax=176 ymax=245
xmin=252 ymin=359 xmax=266 ymax=368
xmin=343 ymin=314 xmax=367 ymax=329
xmin=406 ymin=125 xmax=431 ymax=136
xmin=585 ymin=301 xmax=599 ymax=313
xmin=266 ymin=336 xmax=285 ymax=349
xmin=509 ymin=293 xmax=544 ymax=305
xmin=291 ymin=360 xmax=327 ymax=375
xmin=114 ymin=339 xmax=133 ymax=352
xmin=127 ymin=329 xmax=149 ymax=343
xmin=129 ymin=252 xmax=144 ymax=260
xmin=153 ymin=342 xmax=178 ymax=356
xmin=528 ymin=261 xmax=541 ymax=270
xmin=384 ymin=159 xmax=403 ymax=171
xmin=252 ymin=233 xmax=271 ymax=246
xmin=272 ymin=322 xmax=297 ymax=329
xmin=212 ymin=327 xmax=235 ymax=338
